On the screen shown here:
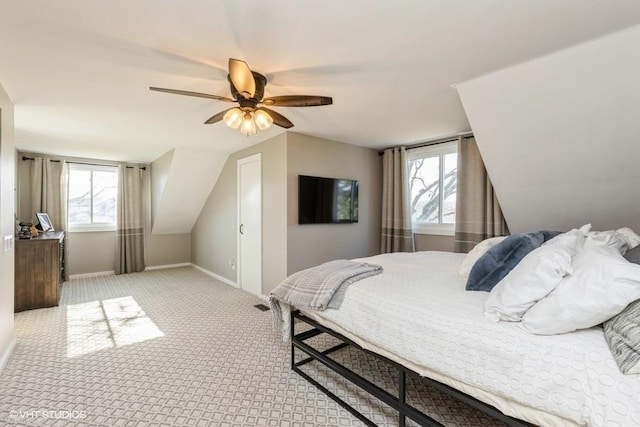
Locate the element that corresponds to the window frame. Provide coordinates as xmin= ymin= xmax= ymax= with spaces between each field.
xmin=67 ymin=164 xmax=119 ymax=233
xmin=407 ymin=141 xmax=458 ymax=236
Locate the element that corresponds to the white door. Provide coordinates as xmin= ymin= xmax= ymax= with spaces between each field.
xmin=237 ymin=153 xmax=262 ymax=297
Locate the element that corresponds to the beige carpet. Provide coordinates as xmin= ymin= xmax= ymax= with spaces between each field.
xmin=0 ymin=267 xmax=500 ymax=426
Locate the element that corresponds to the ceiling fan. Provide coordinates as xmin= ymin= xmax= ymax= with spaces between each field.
xmin=150 ymin=58 xmax=333 ymax=136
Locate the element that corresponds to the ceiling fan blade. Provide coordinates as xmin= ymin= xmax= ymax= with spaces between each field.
xmin=228 ymin=58 xmax=256 ymax=99
xmin=204 ymin=108 xmax=234 ymax=124
xmin=258 ymin=107 xmax=293 ymax=129
xmin=261 ymin=95 xmax=332 ymax=107
xmin=150 ymin=87 xmax=234 ymax=102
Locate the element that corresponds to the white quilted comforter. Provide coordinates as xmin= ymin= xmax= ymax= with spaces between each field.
xmin=303 ymin=251 xmax=640 ymax=426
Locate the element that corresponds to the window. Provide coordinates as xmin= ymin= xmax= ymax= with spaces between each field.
xmin=407 ymin=141 xmax=457 ymax=235
xmin=68 ymin=164 xmax=118 ymax=231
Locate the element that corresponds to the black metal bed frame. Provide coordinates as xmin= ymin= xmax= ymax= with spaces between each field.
xmin=291 ymin=310 xmax=534 ymax=427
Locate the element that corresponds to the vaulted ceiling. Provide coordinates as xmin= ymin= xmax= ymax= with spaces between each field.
xmin=2 ymin=1 xmax=640 ymax=163
xmin=458 ymin=25 xmax=640 ymax=234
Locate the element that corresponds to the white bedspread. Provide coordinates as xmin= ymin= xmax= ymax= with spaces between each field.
xmin=303 ymin=251 xmax=640 ymax=427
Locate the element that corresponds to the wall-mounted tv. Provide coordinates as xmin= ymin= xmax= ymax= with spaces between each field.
xmin=298 ymin=175 xmax=359 ymax=224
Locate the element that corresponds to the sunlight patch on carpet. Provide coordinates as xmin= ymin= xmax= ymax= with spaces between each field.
xmin=66 ymin=296 xmax=164 ymax=357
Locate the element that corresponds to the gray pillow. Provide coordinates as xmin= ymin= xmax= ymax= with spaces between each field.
xmin=624 ymin=244 xmax=640 ymax=264
xmin=603 ymin=299 xmax=640 ymax=374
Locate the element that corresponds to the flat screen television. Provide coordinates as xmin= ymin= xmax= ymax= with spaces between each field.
xmin=298 ymin=175 xmax=359 ymax=224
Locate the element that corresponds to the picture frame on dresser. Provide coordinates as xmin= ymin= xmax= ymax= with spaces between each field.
xmin=36 ymin=212 xmax=54 ymax=232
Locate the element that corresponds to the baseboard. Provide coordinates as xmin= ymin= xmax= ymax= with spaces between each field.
xmin=0 ymin=336 xmax=16 ymax=375
xmin=69 ymin=263 xmax=191 ymax=279
xmin=68 ymin=270 xmax=115 ymax=280
xmin=259 ymin=294 xmax=269 ymax=302
xmin=191 ymin=263 xmax=239 ymax=288
xmin=145 ymin=262 xmax=191 ymax=271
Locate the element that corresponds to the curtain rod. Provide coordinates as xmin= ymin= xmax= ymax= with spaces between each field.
xmin=378 ymin=133 xmax=474 ymax=156
xmin=21 ymin=156 xmax=146 ymax=170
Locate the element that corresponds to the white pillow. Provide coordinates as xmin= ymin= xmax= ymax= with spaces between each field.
xmin=542 ymin=223 xmax=590 ymax=250
xmin=521 ymin=245 xmax=640 ymax=335
xmin=457 ymin=236 xmax=507 ymax=278
xmin=484 ymin=244 xmax=574 ymax=322
xmin=586 ymin=230 xmax=628 ymax=253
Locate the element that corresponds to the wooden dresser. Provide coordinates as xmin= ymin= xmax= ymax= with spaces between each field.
xmin=14 ymin=231 xmax=65 ymax=312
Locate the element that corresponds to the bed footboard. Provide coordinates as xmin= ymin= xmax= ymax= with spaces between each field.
xmin=290 ymin=310 xmax=533 ymax=427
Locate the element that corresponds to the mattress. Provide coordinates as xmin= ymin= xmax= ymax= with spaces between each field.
xmin=299 ymin=251 xmax=640 ymax=427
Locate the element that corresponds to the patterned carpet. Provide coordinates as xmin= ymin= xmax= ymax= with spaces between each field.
xmin=0 ymin=267 xmax=500 ymax=426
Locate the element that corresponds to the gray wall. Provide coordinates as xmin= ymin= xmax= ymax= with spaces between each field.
xmin=414 ymin=234 xmax=455 ymax=252
xmin=62 ymin=231 xmax=190 ymax=275
xmin=16 ymin=152 xmax=191 ymax=276
xmin=147 ymin=233 xmax=191 ymax=267
xmin=0 ymin=84 xmax=16 ymax=369
xmin=67 ymin=231 xmax=116 ymax=274
xmin=286 ymin=132 xmax=381 ymax=274
xmin=191 ymin=132 xmax=382 ymax=293
xmin=142 ymin=165 xmax=191 ymax=269
xmin=191 ymin=133 xmax=288 ymax=294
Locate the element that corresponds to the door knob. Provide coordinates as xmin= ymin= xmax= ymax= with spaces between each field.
xmin=239 ymin=224 xmax=244 ymax=235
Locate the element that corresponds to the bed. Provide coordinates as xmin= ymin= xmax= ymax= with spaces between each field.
xmin=285 ymin=251 xmax=640 ymax=426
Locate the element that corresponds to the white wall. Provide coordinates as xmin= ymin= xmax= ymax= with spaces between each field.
xmin=150 ymin=149 xmax=173 ymax=229
xmin=0 ymin=83 xmax=16 ymax=370
xmin=152 ymin=147 xmax=227 ymax=234
xmin=457 ymin=26 xmax=640 ymax=233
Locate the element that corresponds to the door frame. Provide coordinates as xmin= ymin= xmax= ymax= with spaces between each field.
xmin=236 ymin=153 xmax=262 ymax=296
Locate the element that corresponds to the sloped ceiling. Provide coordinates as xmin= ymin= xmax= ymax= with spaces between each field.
xmin=2 ymin=1 xmax=640 ymax=162
xmin=2 ymin=2 xmax=640 ymax=235
xmin=151 ymin=148 xmax=226 ymax=234
xmin=457 ymin=26 xmax=640 ymax=233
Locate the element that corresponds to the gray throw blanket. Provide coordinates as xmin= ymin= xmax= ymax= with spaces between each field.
xmin=269 ymin=259 xmax=383 ymax=340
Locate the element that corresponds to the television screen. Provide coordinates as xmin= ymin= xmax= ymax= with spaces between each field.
xmin=298 ymin=175 xmax=359 ymax=224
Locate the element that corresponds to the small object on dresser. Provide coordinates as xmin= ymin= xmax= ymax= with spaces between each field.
xmin=36 ymin=212 xmax=54 ymax=232
xmin=18 ymin=222 xmax=33 ymax=239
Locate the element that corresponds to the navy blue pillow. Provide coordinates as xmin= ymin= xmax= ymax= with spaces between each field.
xmin=466 ymin=231 xmax=560 ymax=292
xmin=625 ymin=245 xmax=640 ymax=265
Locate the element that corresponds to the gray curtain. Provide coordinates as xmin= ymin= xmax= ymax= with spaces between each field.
xmin=381 ymin=147 xmax=414 ymax=253
xmin=30 ymin=157 xmax=69 ymax=280
xmin=30 ymin=157 xmax=67 ymax=231
xmin=115 ymin=165 xmax=145 ymax=274
xmin=454 ymin=136 xmax=509 ymax=253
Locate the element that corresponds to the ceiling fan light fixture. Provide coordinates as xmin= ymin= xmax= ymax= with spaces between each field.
xmin=223 ymin=107 xmax=244 ymax=129
xmin=151 ymin=58 xmax=332 ymax=135
xmin=254 ymin=109 xmax=273 ymax=130
xmin=240 ymin=112 xmax=257 ymax=136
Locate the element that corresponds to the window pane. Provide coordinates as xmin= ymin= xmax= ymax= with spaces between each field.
xmin=68 ymin=169 xmax=92 ymax=224
xmin=409 ymin=156 xmax=439 ymax=223
xmin=92 ymin=170 xmax=118 ymax=223
xmin=442 ymin=153 xmax=457 ymax=224
xmin=334 ymin=179 xmax=356 ymax=221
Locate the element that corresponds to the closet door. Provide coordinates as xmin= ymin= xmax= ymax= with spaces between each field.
xmin=237 ymin=153 xmax=262 ymax=296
